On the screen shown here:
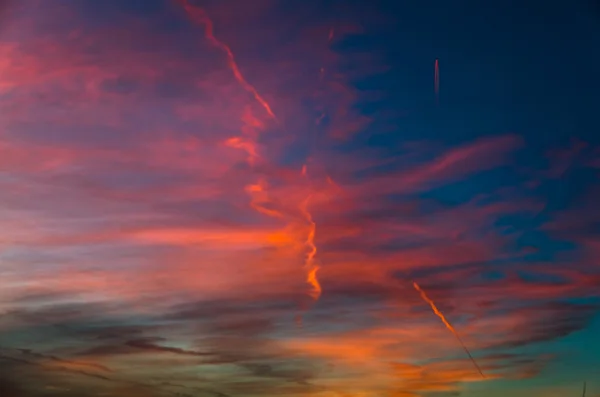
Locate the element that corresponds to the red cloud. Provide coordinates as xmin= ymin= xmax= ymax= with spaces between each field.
xmin=0 ymin=2 xmax=597 ymax=397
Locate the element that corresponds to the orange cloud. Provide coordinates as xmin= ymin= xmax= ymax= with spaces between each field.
xmin=0 ymin=2 xmax=598 ymax=397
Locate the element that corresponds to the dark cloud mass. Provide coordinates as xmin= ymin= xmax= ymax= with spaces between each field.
xmin=1 ymin=0 xmax=599 ymax=396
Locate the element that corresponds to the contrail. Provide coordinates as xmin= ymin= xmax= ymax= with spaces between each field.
xmin=412 ymin=281 xmax=485 ymax=378
xmin=300 ymin=195 xmax=321 ymax=301
xmin=177 ymin=0 xmax=321 ymax=328
xmin=300 ymin=166 xmax=321 ymax=301
xmin=434 ymin=59 xmax=439 ymax=105
xmin=295 ymin=166 xmax=322 ymax=329
xmin=176 ymin=0 xmax=276 ymax=119
xmin=177 ymin=0 xmax=282 ymax=222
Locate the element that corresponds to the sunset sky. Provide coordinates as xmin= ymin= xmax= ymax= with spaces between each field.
xmin=1 ymin=0 xmax=599 ymax=396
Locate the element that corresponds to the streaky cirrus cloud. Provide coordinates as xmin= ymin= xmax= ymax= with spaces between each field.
xmin=1 ymin=0 xmax=599 ymax=396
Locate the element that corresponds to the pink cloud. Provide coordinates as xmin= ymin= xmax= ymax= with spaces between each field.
xmin=0 ymin=2 xmax=597 ymax=397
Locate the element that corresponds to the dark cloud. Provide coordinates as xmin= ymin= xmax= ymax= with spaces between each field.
xmin=124 ymin=337 xmax=214 ymax=357
xmin=494 ymin=302 xmax=598 ymax=349
xmin=0 ymin=369 xmax=26 ymax=397
xmin=2 ymin=0 xmax=600 ymax=395
xmin=16 ymin=349 xmax=113 ymax=373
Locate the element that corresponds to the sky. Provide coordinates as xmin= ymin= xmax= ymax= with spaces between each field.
xmin=1 ymin=0 xmax=599 ymax=396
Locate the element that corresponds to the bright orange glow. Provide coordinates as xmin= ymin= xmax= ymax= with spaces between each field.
xmin=299 ymin=165 xmax=321 ymax=301
xmin=127 ymin=227 xmax=288 ymax=248
xmin=301 ymin=194 xmax=321 ymax=300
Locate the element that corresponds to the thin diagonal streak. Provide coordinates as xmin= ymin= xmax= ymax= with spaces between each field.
xmin=412 ymin=281 xmax=485 ymax=378
xmin=177 ymin=0 xmax=276 ymax=119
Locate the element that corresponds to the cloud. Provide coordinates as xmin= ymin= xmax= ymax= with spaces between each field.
xmin=1 ymin=0 xmax=599 ymax=396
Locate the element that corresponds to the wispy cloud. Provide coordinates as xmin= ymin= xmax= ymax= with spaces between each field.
xmin=1 ymin=1 xmax=599 ymax=396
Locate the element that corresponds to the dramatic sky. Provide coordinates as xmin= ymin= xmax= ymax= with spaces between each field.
xmin=1 ymin=0 xmax=599 ymax=396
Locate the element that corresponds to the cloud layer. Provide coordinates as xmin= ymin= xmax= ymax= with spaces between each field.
xmin=1 ymin=1 xmax=599 ymax=396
